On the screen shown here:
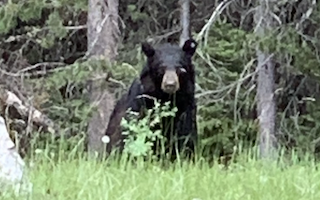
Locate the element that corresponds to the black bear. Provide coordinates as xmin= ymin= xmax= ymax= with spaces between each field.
xmin=104 ymin=39 xmax=198 ymax=159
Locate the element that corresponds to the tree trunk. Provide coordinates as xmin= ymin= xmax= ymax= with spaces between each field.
xmin=0 ymin=116 xmax=31 ymax=195
xmin=179 ymin=0 xmax=191 ymax=47
xmin=87 ymin=0 xmax=120 ymax=156
xmin=254 ymin=0 xmax=278 ymax=159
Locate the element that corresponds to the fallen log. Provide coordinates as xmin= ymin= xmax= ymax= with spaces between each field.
xmin=0 ymin=86 xmax=57 ymax=135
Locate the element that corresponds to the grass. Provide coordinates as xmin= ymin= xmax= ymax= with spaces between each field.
xmin=3 ymin=151 xmax=320 ymax=200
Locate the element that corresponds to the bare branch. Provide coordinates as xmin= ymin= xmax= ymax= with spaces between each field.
xmin=196 ymin=0 xmax=234 ymax=45
xmin=0 ymin=87 xmax=57 ymax=135
xmin=64 ymin=25 xmax=87 ymax=30
xmin=0 ymin=62 xmax=65 ymax=77
xmin=146 ymin=28 xmax=181 ymax=43
xmin=295 ymin=0 xmax=317 ymax=30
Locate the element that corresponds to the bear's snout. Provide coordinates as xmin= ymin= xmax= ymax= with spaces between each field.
xmin=161 ymin=70 xmax=180 ymax=94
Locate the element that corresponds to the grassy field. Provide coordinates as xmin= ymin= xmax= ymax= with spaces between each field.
xmin=4 ymin=152 xmax=320 ymax=200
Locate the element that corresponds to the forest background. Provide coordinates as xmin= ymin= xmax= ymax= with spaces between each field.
xmin=1 ymin=0 xmax=320 ymax=164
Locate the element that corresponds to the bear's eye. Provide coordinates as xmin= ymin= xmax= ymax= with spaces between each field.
xmin=178 ymin=67 xmax=187 ymax=73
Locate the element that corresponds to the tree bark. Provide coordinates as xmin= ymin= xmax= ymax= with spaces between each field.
xmin=254 ymin=0 xmax=278 ymax=159
xmin=87 ymin=0 xmax=120 ymax=156
xmin=179 ymin=0 xmax=191 ymax=47
xmin=0 ymin=115 xmax=31 ymax=195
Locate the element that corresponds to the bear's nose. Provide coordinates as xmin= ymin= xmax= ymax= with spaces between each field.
xmin=164 ymin=82 xmax=176 ymax=93
xmin=161 ymin=69 xmax=180 ymax=94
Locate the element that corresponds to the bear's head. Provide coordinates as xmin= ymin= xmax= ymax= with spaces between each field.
xmin=140 ymin=39 xmax=198 ymax=94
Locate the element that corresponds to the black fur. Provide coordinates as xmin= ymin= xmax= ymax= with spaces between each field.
xmin=105 ymin=39 xmax=198 ymax=159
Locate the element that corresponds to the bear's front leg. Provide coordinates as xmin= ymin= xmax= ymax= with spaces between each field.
xmin=175 ymin=104 xmax=198 ymax=159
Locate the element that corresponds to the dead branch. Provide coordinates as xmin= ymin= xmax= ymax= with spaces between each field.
xmin=0 ymin=87 xmax=57 ymax=135
xmin=64 ymin=25 xmax=87 ymax=30
xmin=0 ymin=62 xmax=65 ymax=77
xmin=295 ymin=0 xmax=316 ymax=31
xmin=146 ymin=28 xmax=181 ymax=44
xmin=1 ymin=62 xmax=126 ymax=88
xmin=196 ymin=0 xmax=234 ymax=45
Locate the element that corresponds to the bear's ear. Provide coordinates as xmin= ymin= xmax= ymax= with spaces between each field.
xmin=141 ymin=42 xmax=155 ymax=58
xmin=182 ymin=39 xmax=197 ymax=56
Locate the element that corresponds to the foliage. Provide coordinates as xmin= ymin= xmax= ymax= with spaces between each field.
xmin=121 ymin=100 xmax=177 ymax=158
xmin=194 ymin=20 xmax=258 ymax=158
xmin=1 ymin=0 xmax=320 ymax=162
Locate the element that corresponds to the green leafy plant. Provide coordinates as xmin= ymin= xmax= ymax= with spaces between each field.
xmin=121 ymin=97 xmax=178 ymax=158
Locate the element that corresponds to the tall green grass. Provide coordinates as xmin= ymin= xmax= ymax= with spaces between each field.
xmin=2 ymin=150 xmax=320 ymax=200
